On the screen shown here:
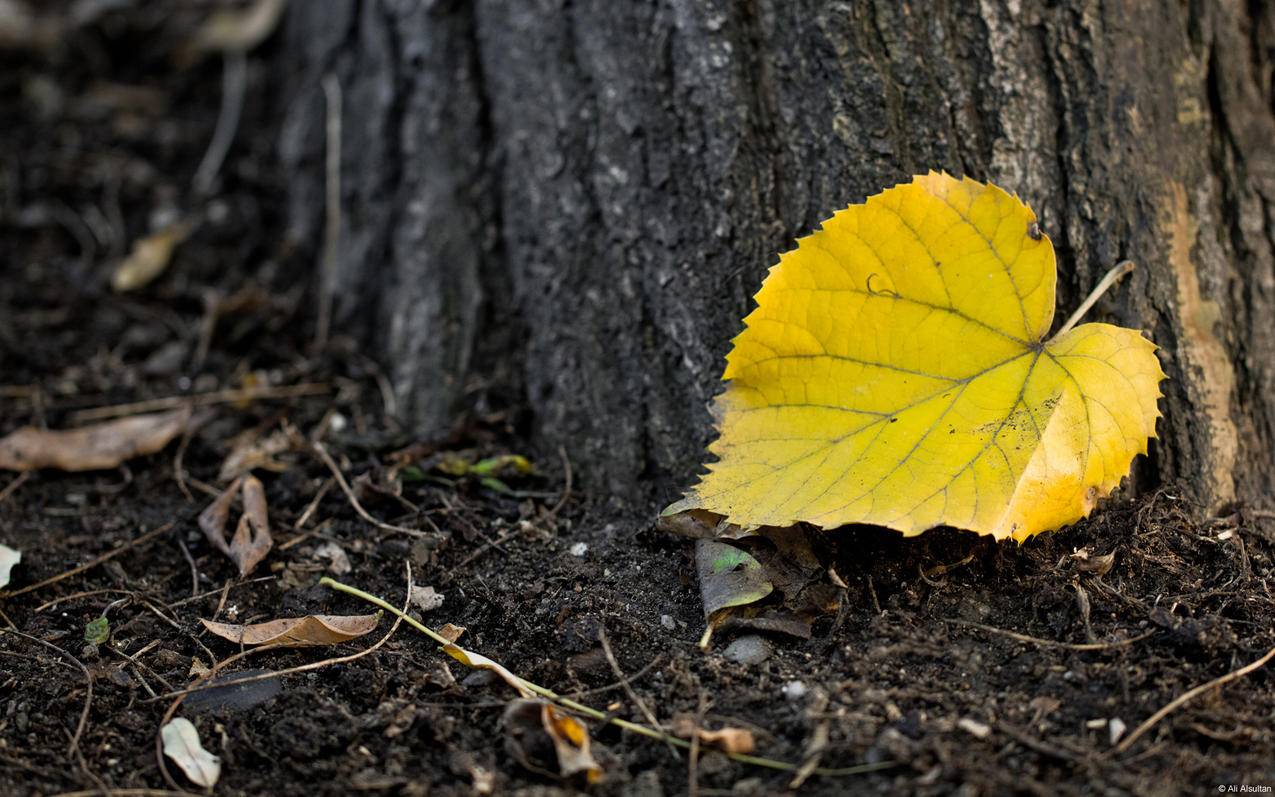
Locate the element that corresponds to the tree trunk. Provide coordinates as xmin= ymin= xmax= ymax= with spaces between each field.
xmin=276 ymin=0 xmax=1275 ymax=512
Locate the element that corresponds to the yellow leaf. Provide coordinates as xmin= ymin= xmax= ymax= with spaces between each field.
xmin=671 ymin=172 xmax=1164 ymax=542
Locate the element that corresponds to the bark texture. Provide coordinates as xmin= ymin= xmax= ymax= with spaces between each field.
xmin=278 ymin=0 xmax=1275 ymax=510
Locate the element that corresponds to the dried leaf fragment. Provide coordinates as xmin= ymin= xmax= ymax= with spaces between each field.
xmin=0 ymin=409 xmax=192 ymax=472
xmin=0 ymin=543 xmax=19 ymax=589
xmin=199 ymin=474 xmax=273 ymax=576
xmin=111 ymin=221 xmax=191 ymax=292
xmin=200 ymin=613 xmax=379 ymax=647
xmin=671 ymin=172 xmax=1165 ymax=541
xmin=161 ymin=717 xmax=221 ymax=788
xmin=503 ymin=699 xmax=603 ymax=783
xmin=671 ymin=716 xmax=757 ymax=754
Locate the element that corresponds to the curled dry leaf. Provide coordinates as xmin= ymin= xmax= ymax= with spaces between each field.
xmin=503 ymin=699 xmax=603 ymax=784
xmin=0 ymin=543 xmax=20 ymax=589
xmin=444 ymin=643 xmax=532 ymax=697
xmin=671 ymin=716 xmax=757 ymax=754
xmin=111 ymin=220 xmax=192 ymax=292
xmin=201 ymin=613 xmax=379 ymax=647
xmin=697 ymin=540 xmax=773 ymax=620
xmin=218 ymin=426 xmax=295 ymax=482
xmin=0 ymin=408 xmax=192 ymax=472
xmin=199 ymin=474 xmax=273 ymax=577
xmin=161 ymin=717 xmax=221 ymax=788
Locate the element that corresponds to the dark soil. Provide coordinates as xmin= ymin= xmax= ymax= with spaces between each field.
xmin=2 ymin=5 xmax=1274 ymax=796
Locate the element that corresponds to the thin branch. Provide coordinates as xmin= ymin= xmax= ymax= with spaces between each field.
xmin=944 ymin=618 xmax=1155 ymax=651
xmin=2 ymin=628 xmax=94 ymax=759
xmin=192 ymin=49 xmax=247 ymax=194
xmin=1113 ymin=645 xmax=1275 ymax=754
xmin=69 ymin=383 xmax=329 ymax=423
xmin=2 ymin=522 xmax=176 ymax=598
xmin=320 ymin=576 xmax=893 ymax=780
xmin=1055 ymin=260 xmax=1136 ymax=337
xmin=311 ymin=441 xmax=440 ymax=540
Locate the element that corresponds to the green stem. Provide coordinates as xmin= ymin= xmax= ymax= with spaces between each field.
xmin=320 ymin=576 xmax=892 ymax=779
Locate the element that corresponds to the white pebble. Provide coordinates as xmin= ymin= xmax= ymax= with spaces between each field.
xmin=782 ymin=681 xmax=808 ymax=701
xmin=569 ymin=542 xmax=588 ymax=557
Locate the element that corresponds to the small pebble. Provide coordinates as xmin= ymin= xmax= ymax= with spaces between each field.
xmin=569 ymin=542 xmax=589 ymax=557
xmin=660 ymin=614 xmax=676 ymax=631
xmin=782 ymin=680 xmax=808 ymax=701
xmin=722 ymin=635 xmax=771 ymax=666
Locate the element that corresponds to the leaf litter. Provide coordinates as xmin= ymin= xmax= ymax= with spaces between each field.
xmin=199 ymin=474 xmax=273 ymax=576
xmin=200 ymin=613 xmax=380 ymax=647
xmin=0 ymin=408 xmax=195 ymax=472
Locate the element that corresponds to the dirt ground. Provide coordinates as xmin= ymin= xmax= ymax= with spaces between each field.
xmin=2 ymin=5 xmax=1274 ymax=796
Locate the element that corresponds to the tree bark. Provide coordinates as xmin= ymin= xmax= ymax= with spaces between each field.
xmin=277 ymin=0 xmax=1275 ymax=512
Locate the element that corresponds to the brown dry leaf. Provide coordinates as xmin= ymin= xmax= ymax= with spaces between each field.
xmin=218 ymin=427 xmax=295 ymax=482
xmin=438 ymin=623 xmax=466 ymax=644
xmin=111 ymin=221 xmax=192 ymax=292
xmin=671 ymin=716 xmax=756 ymax=754
xmin=200 ymin=613 xmax=380 ymax=647
xmin=0 ymin=408 xmax=191 ymax=472
xmin=503 ymin=699 xmax=603 ymax=784
xmin=198 ymin=475 xmax=273 ymax=576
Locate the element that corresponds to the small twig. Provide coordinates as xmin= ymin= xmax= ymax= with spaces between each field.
xmin=548 ymin=445 xmax=573 ymax=519
xmin=599 ymin=627 xmax=675 ymax=756
xmin=193 ymin=49 xmax=247 ymax=194
xmin=172 ymin=424 xmax=196 ymax=502
xmin=320 ymin=576 xmax=893 ymax=779
xmin=146 ymin=565 xmax=410 ymax=706
xmin=1054 ymin=260 xmax=1136 ymax=337
xmin=2 ymin=522 xmax=176 ymax=598
xmin=311 ymin=441 xmax=438 ymax=539
xmin=1113 ymin=644 xmax=1275 ymax=754
xmin=315 ymin=72 xmax=342 ymax=350
xmin=1 ymin=628 xmax=93 ymax=759
xmin=944 ymin=618 xmax=1155 ymax=651
xmin=69 ymin=383 xmax=329 ymax=423
xmin=292 ymin=478 xmax=334 ymax=530
xmin=688 ymin=689 xmax=706 ymax=797
xmin=0 ymin=471 xmax=30 ymax=505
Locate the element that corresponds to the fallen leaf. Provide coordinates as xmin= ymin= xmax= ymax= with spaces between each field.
xmin=313 ymin=541 xmax=352 ymax=575
xmin=201 ymin=613 xmax=379 ymax=647
xmin=671 ymin=716 xmax=757 ymax=754
xmin=503 ymin=699 xmax=603 ymax=783
xmin=161 ymin=718 xmax=220 ymax=787
xmin=669 ymin=172 xmax=1164 ymax=541
xmin=696 ymin=540 xmax=773 ymax=619
xmin=199 ymin=474 xmax=273 ymax=577
xmin=111 ymin=221 xmax=191 ymax=292
xmin=438 ymin=623 xmax=466 ymax=644
xmin=84 ymin=616 xmax=109 ymax=645
xmin=409 ymin=584 xmax=444 ymax=612
xmin=230 ymin=475 xmax=272 ymax=577
xmin=0 ymin=543 xmax=19 ymax=589
xmin=0 ymin=409 xmax=191 ymax=472
xmin=183 ymin=668 xmax=282 ymax=713
xmin=444 ymin=643 xmax=533 ymax=697
xmin=218 ymin=426 xmax=295 ymax=481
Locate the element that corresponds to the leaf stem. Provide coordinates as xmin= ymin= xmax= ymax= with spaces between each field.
xmin=1055 ymin=260 xmax=1136 ymax=337
xmin=319 ymin=576 xmax=891 ymax=779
